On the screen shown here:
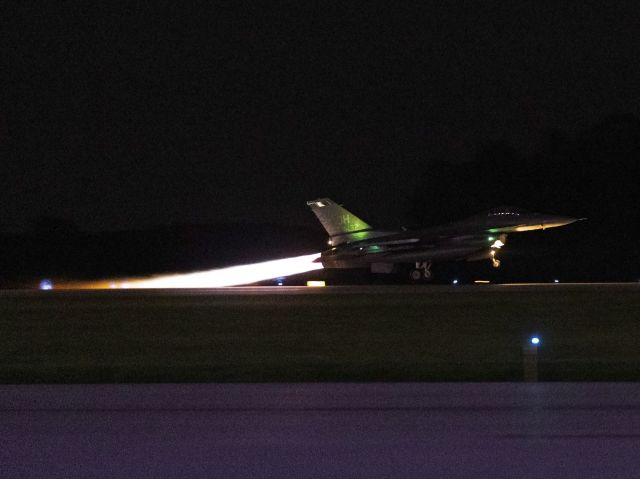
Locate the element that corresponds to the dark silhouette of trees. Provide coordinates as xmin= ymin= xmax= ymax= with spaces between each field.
xmin=409 ymin=113 xmax=640 ymax=281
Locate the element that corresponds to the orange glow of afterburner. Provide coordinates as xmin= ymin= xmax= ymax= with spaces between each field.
xmin=74 ymin=253 xmax=323 ymax=289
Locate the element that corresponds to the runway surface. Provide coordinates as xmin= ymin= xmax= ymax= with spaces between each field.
xmin=1 ymin=382 xmax=639 ymax=478
xmin=7 ymin=281 xmax=640 ymax=296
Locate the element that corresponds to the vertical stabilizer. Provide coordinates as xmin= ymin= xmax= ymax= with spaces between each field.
xmin=306 ymin=198 xmax=374 ymax=245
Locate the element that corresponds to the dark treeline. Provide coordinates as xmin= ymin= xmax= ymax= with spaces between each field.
xmin=409 ymin=113 xmax=640 ymax=281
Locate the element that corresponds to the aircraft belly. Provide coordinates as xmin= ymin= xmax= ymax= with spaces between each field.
xmin=321 ymin=244 xmax=485 ymax=268
xmin=378 ymin=246 xmax=484 ymax=263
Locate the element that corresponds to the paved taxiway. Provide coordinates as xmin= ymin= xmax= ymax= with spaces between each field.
xmin=1 ymin=383 xmax=640 ymax=478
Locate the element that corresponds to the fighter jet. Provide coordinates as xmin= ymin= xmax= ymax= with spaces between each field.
xmin=307 ymin=198 xmax=582 ymax=280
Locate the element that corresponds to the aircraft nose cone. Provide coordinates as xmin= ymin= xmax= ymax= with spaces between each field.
xmin=560 ymin=215 xmax=585 ymax=225
xmin=543 ymin=215 xmax=584 ymax=228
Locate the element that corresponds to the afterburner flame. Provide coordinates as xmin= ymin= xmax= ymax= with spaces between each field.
xmin=73 ymin=253 xmax=323 ymax=289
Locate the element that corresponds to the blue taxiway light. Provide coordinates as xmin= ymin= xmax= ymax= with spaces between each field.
xmin=530 ymin=336 xmax=541 ymax=346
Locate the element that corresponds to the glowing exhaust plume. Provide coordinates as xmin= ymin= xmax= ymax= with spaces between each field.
xmin=74 ymin=253 xmax=323 ymax=289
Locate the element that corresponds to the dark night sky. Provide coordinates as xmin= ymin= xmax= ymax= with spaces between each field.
xmin=2 ymin=2 xmax=639 ymax=231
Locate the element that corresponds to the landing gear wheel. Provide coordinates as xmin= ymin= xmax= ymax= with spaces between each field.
xmin=411 ymin=261 xmax=433 ymax=282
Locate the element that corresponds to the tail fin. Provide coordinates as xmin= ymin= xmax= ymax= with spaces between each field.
xmin=306 ymin=198 xmax=374 ymax=245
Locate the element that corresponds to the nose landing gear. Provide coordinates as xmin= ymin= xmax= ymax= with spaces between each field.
xmin=490 ymin=250 xmax=501 ymax=268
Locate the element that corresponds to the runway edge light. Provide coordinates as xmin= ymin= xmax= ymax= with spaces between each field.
xmin=523 ymin=335 xmax=541 ymax=382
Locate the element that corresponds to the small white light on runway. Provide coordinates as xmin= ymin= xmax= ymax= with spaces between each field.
xmin=452 ymin=279 xmax=458 ymax=285
xmin=306 ymin=280 xmax=326 ymax=287
xmin=530 ymin=336 xmax=541 ymax=345
xmin=554 ymin=279 xmax=559 ymax=283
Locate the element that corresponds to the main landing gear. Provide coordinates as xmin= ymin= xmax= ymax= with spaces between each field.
xmin=490 ymin=250 xmax=501 ymax=268
xmin=410 ymin=261 xmax=432 ymax=281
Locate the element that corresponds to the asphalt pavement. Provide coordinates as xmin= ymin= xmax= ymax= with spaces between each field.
xmin=1 ymin=383 xmax=639 ymax=478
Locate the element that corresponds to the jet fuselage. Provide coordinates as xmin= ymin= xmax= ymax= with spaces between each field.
xmin=309 ymin=202 xmax=580 ymax=269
